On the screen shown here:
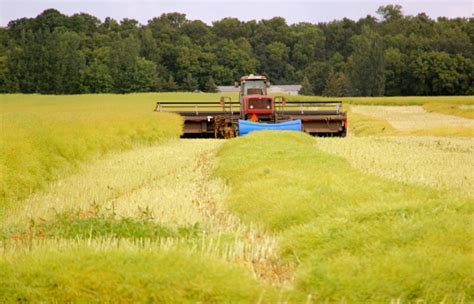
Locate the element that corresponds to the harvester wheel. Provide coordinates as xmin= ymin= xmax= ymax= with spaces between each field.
xmin=214 ymin=116 xmax=234 ymax=139
xmin=224 ymin=125 xmax=236 ymax=139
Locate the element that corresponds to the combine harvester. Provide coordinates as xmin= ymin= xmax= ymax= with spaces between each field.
xmin=154 ymin=75 xmax=347 ymax=138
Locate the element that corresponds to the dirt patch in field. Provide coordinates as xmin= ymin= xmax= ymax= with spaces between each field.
xmin=351 ymin=105 xmax=474 ymax=130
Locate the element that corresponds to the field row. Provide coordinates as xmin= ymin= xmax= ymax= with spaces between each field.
xmin=1 ymin=93 xmax=473 ymax=209
xmin=1 ymin=93 xmax=473 ymax=302
xmin=1 ymin=139 xmax=296 ymax=302
xmin=214 ymin=132 xmax=473 ymax=302
xmin=2 ymin=132 xmax=473 ymax=302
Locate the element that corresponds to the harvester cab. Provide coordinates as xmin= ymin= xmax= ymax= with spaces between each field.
xmin=238 ymin=75 xmax=273 ymax=122
xmin=154 ymin=75 xmax=347 ymax=138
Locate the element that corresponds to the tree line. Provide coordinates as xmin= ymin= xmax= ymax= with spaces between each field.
xmin=0 ymin=5 xmax=472 ymax=96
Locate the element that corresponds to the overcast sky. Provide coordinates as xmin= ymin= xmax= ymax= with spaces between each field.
xmin=1 ymin=0 xmax=472 ymax=26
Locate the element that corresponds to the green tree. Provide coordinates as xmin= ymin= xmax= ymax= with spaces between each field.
xmin=299 ymin=76 xmax=313 ymax=95
xmin=376 ymin=4 xmax=403 ymax=21
xmin=175 ymin=46 xmax=201 ymax=85
xmin=182 ymin=20 xmax=212 ymax=45
xmin=291 ymin=24 xmax=325 ymax=69
xmin=384 ymin=47 xmax=405 ymax=96
xmin=34 ymin=9 xmax=67 ymax=32
xmin=321 ymin=18 xmax=357 ymax=59
xmin=68 ymin=13 xmax=101 ymax=33
xmin=253 ymin=17 xmax=290 ymax=46
xmin=147 ymin=13 xmax=187 ymax=43
xmin=182 ymin=73 xmax=198 ymax=91
xmin=108 ymin=37 xmax=140 ymax=93
xmin=212 ymin=18 xmax=246 ymax=40
xmin=264 ymin=42 xmax=290 ymax=82
xmin=328 ymin=52 xmax=347 ymax=72
xmin=435 ymin=24 xmax=472 ymax=58
xmin=349 ymin=26 xmax=385 ymax=96
xmin=138 ymin=27 xmax=160 ymax=63
xmin=131 ymin=58 xmax=158 ymax=92
xmin=304 ymin=61 xmax=333 ymax=95
xmin=57 ymin=31 xmax=85 ymax=94
xmin=80 ymin=60 xmax=113 ymax=93
xmin=163 ymin=75 xmax=178 ymax=92
xmin=411 ymin=51 xmax=473 ymax=95
xmin=322 ymin=72 xmax=353 ymax=97
xmin=0 ymin=55 xmax=12 ymax=92
xmin=212 ymin=39 xmax=257 ymax=84
xmin=204 ymin=76 xmax=218 ymax=93
xmin=2 ymin=7 xmax=473 ymax=96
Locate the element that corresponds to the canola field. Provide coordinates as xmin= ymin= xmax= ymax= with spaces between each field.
xmin=1 ymin=93 xmax=473 ymax=302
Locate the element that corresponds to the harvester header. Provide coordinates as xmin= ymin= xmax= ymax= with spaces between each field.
xmin=155 ymin=75 xmax=347 ymax=138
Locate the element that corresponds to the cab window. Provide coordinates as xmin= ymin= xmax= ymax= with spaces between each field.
xmin=242 ymin=80 xmax=265 ymax=95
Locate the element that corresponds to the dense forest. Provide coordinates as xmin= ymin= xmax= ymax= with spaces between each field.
xmin=0 ymin=5 xmax=472 ymax=96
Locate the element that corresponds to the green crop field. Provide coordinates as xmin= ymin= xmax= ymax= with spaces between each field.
xmin=1 ymin=93 xmax=473 ymax=302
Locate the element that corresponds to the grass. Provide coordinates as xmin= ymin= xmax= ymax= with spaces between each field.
xmin=350 ymin=105 xmax=474 ymax=130
xmin=316 ymin=136 xmax=474 ymax=197
xmin=0 ymin=139 xmax=299 ymax=301
xmin=3 ymin=92 xmax=468 ymax=210
xmin=0 ymin=94 xmax=184 ymax=209
xmin=348 ymin=105 xmax=474 ymax=137
xmin=347 ymin=112 xmax=397 ymax=136
xmin=214 ymin=131 xmax=473 ymax=302
xmin=423 ymin=102 xmax=474 ymax=119
xmin=1 ymin=140 xmax=224 ymax=228
xmin=349 ymin=112 xmax=474 ymax=137
xmin=287 ymin=95 xmax=474 ymax=106
xmin=401 ymin=125 xmax=474 ymax=137
xmin=0 ymin=247 xmax=284 ymax=303
xmin=3 ymin=207 xmax=201 ymax=242
xmin=1 ymin=93 xmax=473 ymax=302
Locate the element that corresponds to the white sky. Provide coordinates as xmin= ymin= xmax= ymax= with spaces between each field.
xmin=1 ymin=0 xmax=472 ymax=26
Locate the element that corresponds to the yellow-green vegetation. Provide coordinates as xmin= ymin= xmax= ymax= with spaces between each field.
xmin=0 ymin=248 xmax=276 ymax=303
xmin=2 ymin=93 xmax=473 ymax=302
xmin=283 ymin=95 xmax=474 ymax=137
xmin=402 ymin=125 xmax=474 ymax=137
xmin=0 ymin=93 xmax=185 ymax=208
xmin=1 ymin=139 xmax=300 ymax=302
xmin=286 ymin=94 xmax=474 ymax=106
xmin=423 ymin=102 xmax=474 ymax=119
xmin=347 ymin=112 xmax=397 ymax=136
xmin=1 ymin=141 xmax=278 ymax=268
xmin=349 ymin=105 xmax=474 ymax=137
xmin=214 ymin=131 xmax=473 ymax=302
xmin=351 ymin=105 xmax=474 ymax=130
xmin=317 ymin=136 xmax=474 ymax=197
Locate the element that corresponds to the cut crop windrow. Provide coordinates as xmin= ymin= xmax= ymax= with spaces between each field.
xmin=2 ymin=139 xmax=294 ymax=287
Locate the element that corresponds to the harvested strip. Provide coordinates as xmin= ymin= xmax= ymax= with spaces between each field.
xmin=316 ymin=136 xmax=474 ymax=197
xmin=2 ymin=139 xmax=292 ymax=285
xmin=214 ymin=131 xmax=472 ymax=302
xmin=351 ymin=105 xmax=474 ymax=130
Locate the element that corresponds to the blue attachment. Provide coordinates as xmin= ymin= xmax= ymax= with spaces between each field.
xmin=238 ymin=119 xmax=302 ymax=135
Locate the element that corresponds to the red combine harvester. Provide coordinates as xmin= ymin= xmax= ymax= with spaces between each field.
xmin=154 ymin=75 xmax=347 ymax=138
